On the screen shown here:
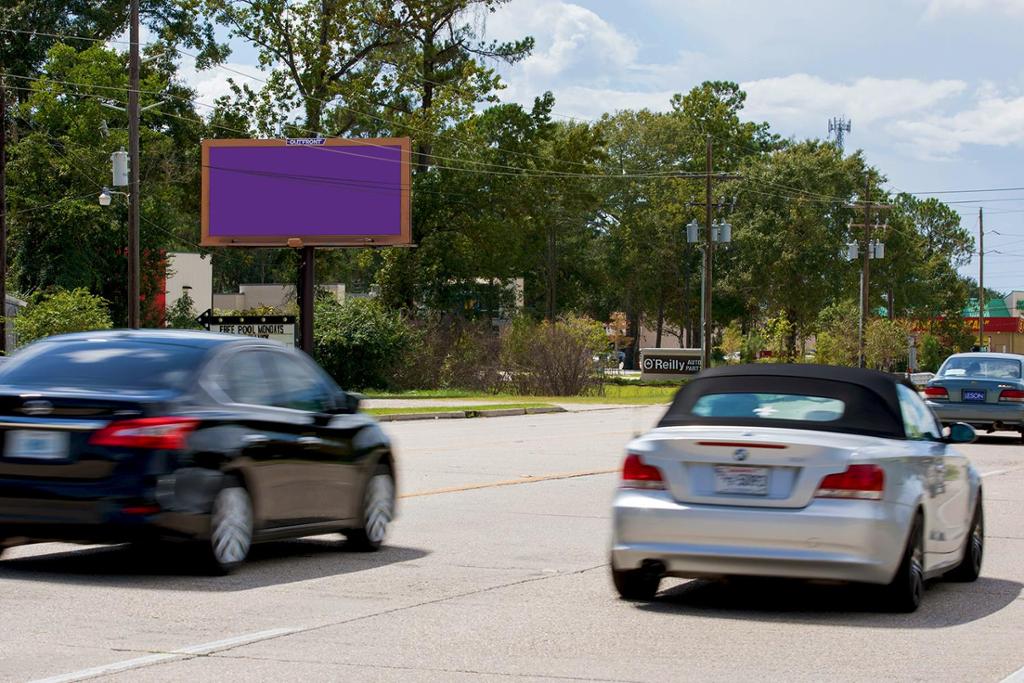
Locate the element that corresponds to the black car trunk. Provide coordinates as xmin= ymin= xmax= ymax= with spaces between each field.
xmin=0 ymin=389 xmax=178 ymax=480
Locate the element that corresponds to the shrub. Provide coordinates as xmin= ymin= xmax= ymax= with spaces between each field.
xmin=866 ymin=318 xmax=911 ymax=372
xmin=313 ymin=298 xmax=413 ymax=390
xmin=387 ymin=316 xmax=502 ymax=392
xmin=166 ymin=289 xmax=204 ymax=330
xmin=502 ymin=314 xmax=607 ymax=396
xmin=15 ymin=288 xmax=113 ymax=345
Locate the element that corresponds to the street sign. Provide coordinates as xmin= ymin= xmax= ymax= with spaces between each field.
xmin=640 ymin=348 xmax=702 ymax=381
xmin=198 ymin=311 xmax=297 ymax=347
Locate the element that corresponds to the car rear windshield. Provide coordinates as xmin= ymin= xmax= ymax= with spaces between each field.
xmin=939 ymin=356 xmax=1022 ymax=379
xmin=0 ymin=340 xmax=206 ymax=391
xmin=691 ymin=393 xmax=846 ymax=422
xmin=659 ymin=374 xmax=905 ymax=438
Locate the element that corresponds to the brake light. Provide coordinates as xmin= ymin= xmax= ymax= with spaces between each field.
xmin=815 ymin=465 xmax=885 ymax=501
xmin=89 ymin=417 xmax=199 ymax=450
xmin=999 ymin=389 xmax=1024 ymax=403
xmin=923 ymin=386 xmax=948 ymax=400
xmin=621 ymin=453 xmax=665 ymax=490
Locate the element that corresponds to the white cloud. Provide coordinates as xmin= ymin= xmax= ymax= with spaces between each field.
xmin=891 ymin=90 xmax=1024 ymax=157
xmin=739 ymin=74 xmax=966 ymax=128
xmin=177 ymin=61 xmax=267 ymax=106
xmin=921 ymin=0 xmax=1024 ymax=16
xmin=489 ymin=0 xmax=638 ymax=84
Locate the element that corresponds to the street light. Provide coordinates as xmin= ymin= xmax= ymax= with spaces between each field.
xmin=99 ymin=187 xmax=128 ymax=206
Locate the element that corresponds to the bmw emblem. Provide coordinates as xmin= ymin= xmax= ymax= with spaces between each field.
xmin=733 ymin=448 xmax=750 ymax=462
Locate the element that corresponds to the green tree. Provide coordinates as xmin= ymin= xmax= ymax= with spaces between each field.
xmin=731 ymin=142 xmax=866 ymax=358
xmin=5 ymin=43 xmax=204 ymax=325
xmin=15 ymin=288 xmax=113 ymax=344
xmin=866 ymin=317 xmax=910 ymax=372
xmin=814 ymin=300 xmax=859 ymax=366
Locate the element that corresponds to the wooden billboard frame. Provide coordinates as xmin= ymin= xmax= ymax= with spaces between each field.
xmin=201 ymin=137 xmax=412 ymax=247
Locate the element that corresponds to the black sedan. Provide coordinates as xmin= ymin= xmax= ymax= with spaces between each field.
xmin=0 ymin=330 xmax=396 ymax=573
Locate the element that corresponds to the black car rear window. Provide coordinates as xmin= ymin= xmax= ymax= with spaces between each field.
xmin=0 ymin=340 xmax=206 ymax=391
xmin=660 ymin=374 xmax=904 ymax=438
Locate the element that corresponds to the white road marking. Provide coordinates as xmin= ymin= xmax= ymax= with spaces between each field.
xmin=981 ymin=466 xmax=1024 ymax=478
xmin=29 ymin=627 xmax=300 ymax=683
xmin=1000 ymin=663 xmax=1024 ymax=682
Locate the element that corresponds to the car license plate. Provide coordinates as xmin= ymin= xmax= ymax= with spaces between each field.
xmin=962 ymin=390 xmax=987 ymax=402
xmin=714 ymin=465 xmax=769 ymax=496
xmin=4 ymin=430 xmax=70 ymax=460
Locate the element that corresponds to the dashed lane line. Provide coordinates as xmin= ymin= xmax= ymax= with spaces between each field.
xmin=399 ymin=468 xmax=618 ymax=499
xmin=29 ymin=628 xmax=301 ymax=683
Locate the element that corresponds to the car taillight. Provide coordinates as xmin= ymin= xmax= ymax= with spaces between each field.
xmin=815 ymin=465 xmax=884 ymax=501
xmin=999 ymin=389 xmax=1024 ymax=403
xmin=89 ymin=417 xmax=199 ymax=450
xmin=923 ymin=386 xmax=948 ymax=400
xmin=621 ymin=453 xmax=665 ymax=490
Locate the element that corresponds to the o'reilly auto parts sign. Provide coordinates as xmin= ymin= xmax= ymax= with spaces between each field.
xmin=640 ymin=348 xmax=701 ymax=380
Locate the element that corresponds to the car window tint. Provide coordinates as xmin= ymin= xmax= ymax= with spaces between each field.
xmin=897 ymin=384 xmax=941 ymax=441
xmin=221 ymin=350 xmax=276 ymax=405
xmin=939 ymin=356 xmax=1022 ymax=379
xmin=0 ymin=340 xmax=204 ymax=391
xmin=691 ymin=393 xmax=845 ymax=422
xmin=265 ymin=352 xmax=334 ymax=413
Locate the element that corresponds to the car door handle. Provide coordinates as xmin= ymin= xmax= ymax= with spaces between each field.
xmin=298 ymin=436 xmax=323 ymax=447
xmin=242 ymin=434 xmax=269 ymax=446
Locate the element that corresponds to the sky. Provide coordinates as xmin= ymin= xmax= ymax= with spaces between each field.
xmin=179 ymin=0 xmax=1024 ymax=294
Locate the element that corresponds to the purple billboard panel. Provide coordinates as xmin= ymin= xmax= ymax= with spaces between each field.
xmin=201 ymin=137 xmax=411 ymax=247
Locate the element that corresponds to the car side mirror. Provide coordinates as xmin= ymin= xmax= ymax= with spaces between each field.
xmin=344 ymin=392 xmax=362 ymax=413
xmin=944 ymin=422 xmax=976 ymax=444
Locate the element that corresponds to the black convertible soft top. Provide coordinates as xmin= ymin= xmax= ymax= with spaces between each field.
xmin=658 ymin=364 xmax=916 ymax=439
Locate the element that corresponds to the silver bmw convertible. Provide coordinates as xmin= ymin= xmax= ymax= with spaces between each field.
xmin=610 ymin=364 xmax=983 ymax=612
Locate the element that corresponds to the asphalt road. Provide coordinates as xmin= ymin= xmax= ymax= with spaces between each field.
xmin=1 ymin=406 xmax=1022 ymax=682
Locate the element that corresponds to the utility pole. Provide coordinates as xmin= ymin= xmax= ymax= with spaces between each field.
xmin=978 ymin=207 xmax=985 ymax=350
xmin=0 ymin=72 xmax=7 ymax=353
xmin=702 ymin=136 xmax=713 ymax=370
xmin=127 ymin=0 xmax=141 ymax=328
xmin=859 ymin=174 xmax=872 ymax=369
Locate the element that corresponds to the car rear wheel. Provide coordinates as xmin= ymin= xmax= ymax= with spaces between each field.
xmin=611 ymin=564 xmax=662 ymax=601
xmin=947 ymin=500 xmax=983 ymax=582
xmin=344 ymin=465 xmax=395 ymax=552
xmin=201 ymin=484 xmax=253 ymax=574
xmin=883 ymin=513 xmax=924 ymax=613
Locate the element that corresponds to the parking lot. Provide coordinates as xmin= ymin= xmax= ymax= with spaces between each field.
xmin=2 ymin=406 xmax=1022 ymax=682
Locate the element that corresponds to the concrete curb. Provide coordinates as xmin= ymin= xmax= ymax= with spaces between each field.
xmin=375 ymin=406 xmax=568 ymax=422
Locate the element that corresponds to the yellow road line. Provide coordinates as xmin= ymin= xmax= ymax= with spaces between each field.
xmin=400 ymin=468 xmax=618 ymax=499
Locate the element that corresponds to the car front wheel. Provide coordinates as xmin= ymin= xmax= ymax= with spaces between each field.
xmin=612 ymin=564 xmax=661 ymax=601
xmin=947 ymin=500 xmax=983 ymax=582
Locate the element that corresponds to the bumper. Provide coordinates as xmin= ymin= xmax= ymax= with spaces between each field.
xmin=0 ymin=470 xmax=216 ymax=547
xmin=611 ymin=490 xmax=913 ymax=585
xmin=927 ymin=401 xmax=1024 ymax=428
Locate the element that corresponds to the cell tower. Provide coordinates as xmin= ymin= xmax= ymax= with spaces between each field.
xmin=828 ymin=116 xmax=851 ymax=151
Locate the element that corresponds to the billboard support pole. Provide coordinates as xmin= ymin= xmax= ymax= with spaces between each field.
xmin=300 ymin=245 xmax=315 ymax=355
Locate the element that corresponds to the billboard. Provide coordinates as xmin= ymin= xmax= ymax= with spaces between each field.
xmin=201 ymin=137 xmax=411 ymax=247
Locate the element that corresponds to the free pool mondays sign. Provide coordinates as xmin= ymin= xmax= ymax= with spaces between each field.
xmin=198 ymin=312 xmax=297 ymax=347
xmin=640 ymin=348 xmax=702 ymax=380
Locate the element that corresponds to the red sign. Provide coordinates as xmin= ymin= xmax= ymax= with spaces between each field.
xmin=964 ymin=317 xmax=1024 ymax=333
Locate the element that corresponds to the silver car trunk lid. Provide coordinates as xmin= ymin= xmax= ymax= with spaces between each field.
xmin=638 ymin=425 xmax=884 ymax=509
